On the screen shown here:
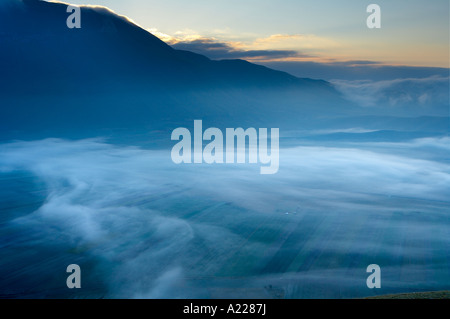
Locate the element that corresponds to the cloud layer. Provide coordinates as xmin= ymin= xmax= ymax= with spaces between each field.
xmin=261 ymin=61 xmax=450 ymax=81
xmin=331 ymin=76 xmax=450 ymax=115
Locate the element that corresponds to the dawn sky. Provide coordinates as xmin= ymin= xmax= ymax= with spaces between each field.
xmin=64 ymin=0 xmax=449 ymax=67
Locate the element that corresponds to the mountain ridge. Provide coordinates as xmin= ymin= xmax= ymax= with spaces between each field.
xmin=0 ymin=0 xmax=334 ymax=91
xmin=0 ymin=0 xmax=355 ymax=140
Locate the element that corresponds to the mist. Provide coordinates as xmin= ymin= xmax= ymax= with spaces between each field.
xmin=1 ymin=137 xmax=449 ymax=298
xmin=331 ymin=76 xmax=449 ymax=116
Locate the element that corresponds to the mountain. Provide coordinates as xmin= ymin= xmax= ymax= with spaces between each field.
xmin=0 ymin=0 xmax=354 ymax=141
xmin=0 ymin=0 xmax=333 ymax=89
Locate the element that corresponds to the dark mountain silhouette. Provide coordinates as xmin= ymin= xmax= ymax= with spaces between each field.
xmin=1 ymin=0 xmax=333 ymax=90
xmin=0 ymin=0 xmax=414 ymax=142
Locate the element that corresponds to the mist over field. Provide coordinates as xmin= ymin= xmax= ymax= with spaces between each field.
xmin=0 ymin=0 xmax=448 ymax=299
xmin=1 ymin=137 xmax=448 ymax=298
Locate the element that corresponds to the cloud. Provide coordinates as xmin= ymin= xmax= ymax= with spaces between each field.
xmin=328 ymin=60 xmax=382 ymax=67
xmin=147 ymin=29 xmax=323 ymax=61
xmin=171 ymin=38 xmax=304 ymax=60
xmin=261 ymin=61 xmax=450 ymax=81
xmin=147 ymin=28 xmax=177 ymax=43
xmin=0 ymin=137 xmax=449 ymax=298
xmin=331 ymin=76 xmax=450 ymax=111
xmin=253 ymin=34 xmax=339 ymax=51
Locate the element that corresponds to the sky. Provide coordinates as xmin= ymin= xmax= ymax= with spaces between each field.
xmin=63 ymin=0 xmax=449 ymax=68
